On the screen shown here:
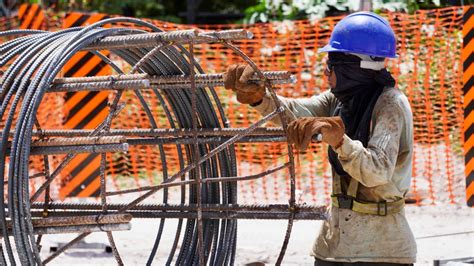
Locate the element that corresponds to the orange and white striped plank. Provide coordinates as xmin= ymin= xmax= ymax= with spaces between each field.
xmin=463 ymin=6 xmax=474 ymax=207
xmin=59 ymin=13 xmax=112 ymax=199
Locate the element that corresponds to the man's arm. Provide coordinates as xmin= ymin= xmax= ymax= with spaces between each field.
xmin=222 ymin=63 xmax=335 ymax=125
xmin=253 ymin=90 xmax=335 ymax=126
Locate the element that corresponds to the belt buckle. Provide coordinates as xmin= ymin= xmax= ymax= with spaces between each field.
xmin=337 ymin=196 xmax=353 ymax=209
xmin=377 ymin=201 xmax=387 ymax=216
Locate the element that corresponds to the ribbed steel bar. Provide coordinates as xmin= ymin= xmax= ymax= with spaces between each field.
xmin=48 ymin=71 xmax=295 ymax=92
xmin=84 ymin=29 xmax=253 ymax=51
xmin=85 ymin=29 xmax=198 ymax=50
xmin=29 ymin=202 xmax=326 ymax=214
xmin=31 ymin=223 xmax=131 ymax=235
xmin=3 ymin=214 xmax=132 ymax=229
xmin=0 ymin=223 xmax=131 ymax=236
xmin=7 ymin=136 xmax=279 ymax=156
xmin=49 ymin=79 xmax=151 ymax=91
xmin=30 ymin=214 xmax=132 ymax=227
xmin=26 ymin=127 xmax=287 ymax=137
xmin=29 ymin=143 xmax=129 ymax=155
xmin=28 ymin=210 xmax=326 ymax=220
xmin=31 ymin=136 xmax=126 ymax=146
xmin=33 ymin=120 xmax=52 ymax=253
xmin=197 ymin=29 xmax=253 ymax=40
xmin=52 ymin=73 xmax=148 ymax=83
xmin=125 ymin=136 xmax=286 ymax=145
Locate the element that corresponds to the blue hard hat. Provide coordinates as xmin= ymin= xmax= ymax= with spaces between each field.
xmin=319 ymin=12 xmax=397 ymax=58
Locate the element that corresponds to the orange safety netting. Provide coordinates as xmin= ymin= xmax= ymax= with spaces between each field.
xmin=133 ymin=7 xmax=465 ymax=206
xmin=5 ymin=6 xmax=467 ymax=205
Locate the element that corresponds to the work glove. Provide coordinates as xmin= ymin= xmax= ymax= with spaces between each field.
xmin=223 ymin=64 xmax=266 ymax=105
xmin=287 ymin=117 xmax=345 ymax=151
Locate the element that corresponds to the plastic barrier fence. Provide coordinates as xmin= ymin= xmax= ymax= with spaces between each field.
xmin=9 ymin=4 xmax=470 ymax=206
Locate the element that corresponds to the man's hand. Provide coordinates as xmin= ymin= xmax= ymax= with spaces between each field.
xmin=223 ymin=64 xmax=265 ymax=105
xmin=287 ymin=117 xmax=345 ymax=151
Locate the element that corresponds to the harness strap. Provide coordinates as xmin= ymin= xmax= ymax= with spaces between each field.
xmin=331 ymin=195 xmax=405 ymax=216
xmin=346 ymin=176 xmax=359 ymax=198
xmin=332 ymin=169 xmax=404 ymax=216
xmin=333 ymin=171 xmax=343 ymax=195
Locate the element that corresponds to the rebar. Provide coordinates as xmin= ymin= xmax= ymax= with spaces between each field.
xmin=0 ymin=19 xmax=326 ymax=265
xmin=0 ymin=223 xmax=132 ymax=236
xmin=29 ymin=143 xmax=129 ymax=155
xmin=48 ymin=71 xmax=295 ymax=92
xmin=28 ymin=203 xmax=327 ymax=218
xmin=32 ymin=136 xmax=126 ymax=146
xmin=31 ymin=223 xmax=131 ymax=235
xmin=2 ymin=213 xmax=131 ymax=231
xmin=15 ymin=127 xmax=288 ymax=138
xmin=84 ymin=29 xmax=253 ymax=51
xmin=27 ymin=210 xmax=326 ymax=220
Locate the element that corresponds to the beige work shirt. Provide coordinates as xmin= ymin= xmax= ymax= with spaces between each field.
xmin=253 ymin=87 xmax=417 ymax=263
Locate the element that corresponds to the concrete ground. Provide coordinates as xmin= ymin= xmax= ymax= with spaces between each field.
xmin=34 ymin=204 xmax=473 ymax=265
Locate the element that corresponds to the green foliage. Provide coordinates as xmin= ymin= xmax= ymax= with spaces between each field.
xmin=200 ymin=0 xmax=257 ymax=14
xmin=372 ymin=0 xmax=449 ymax=13
xmin=18 ymin=0 xmax=259 ymax=24
xmin=17 ymin=0 xmax=473 ymax=24
xmin=84 ymin=0 xmax=182 ymax=22
xmin=242 ymin=0 xmax=467 ymax=24
xmin=243 ymin=0 xmax=355 ymax=23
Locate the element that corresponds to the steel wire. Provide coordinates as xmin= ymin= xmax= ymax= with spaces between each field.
xmin=0 ymin=17 xmax=325 ymax=265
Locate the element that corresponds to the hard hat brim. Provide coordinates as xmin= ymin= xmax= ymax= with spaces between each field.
xmin=318 ymin=44 xmax=349 ymax=54
xmin=318 ymin=44 xmax=398 ymax=58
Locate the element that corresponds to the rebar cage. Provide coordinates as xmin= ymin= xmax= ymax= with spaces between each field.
xmin=0 ymin=18 xmax=326 ymax=265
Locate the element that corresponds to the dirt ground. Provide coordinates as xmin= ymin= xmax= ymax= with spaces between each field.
xmin=32 ymin=204 xmax=472 ymax=265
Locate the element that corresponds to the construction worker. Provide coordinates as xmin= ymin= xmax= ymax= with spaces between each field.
xmin=223 ymin=12 xmax=416 ymax=265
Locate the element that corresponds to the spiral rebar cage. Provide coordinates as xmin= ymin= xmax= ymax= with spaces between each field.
xmin=0 ymin=18 xmax=326 ymax=265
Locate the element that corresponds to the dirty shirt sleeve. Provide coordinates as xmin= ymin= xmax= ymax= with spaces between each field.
xmin=333 ymin=96 xmax=406 ymax=187
xmin=252 ymin=90 xmax=334 ymax=126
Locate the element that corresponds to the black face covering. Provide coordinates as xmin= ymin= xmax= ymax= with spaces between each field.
xmin=327 ymin=52 xmax=396 ymax=193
